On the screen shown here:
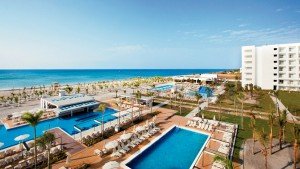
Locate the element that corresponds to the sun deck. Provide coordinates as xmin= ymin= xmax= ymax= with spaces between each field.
xmin=52 ymin=107 xmax=237 ymax=169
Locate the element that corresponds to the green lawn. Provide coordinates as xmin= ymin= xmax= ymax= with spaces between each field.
xmin=161 ymin=104 xmax=193 ymax=116
xmin=217 ymin=90 xmax=275 ymax=113
xmin=277 ymin=91 xmax=300 ymax=116
xmin=200 ymin=110 xmax=298 ymax=161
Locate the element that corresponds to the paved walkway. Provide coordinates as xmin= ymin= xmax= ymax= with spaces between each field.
xmin=48 ymin=128 xmax=85 ymax=155
xmin=270 ymin=95 xmax=298 ymax=122
xmin=185 ymin=101 xmax=208 ymax=118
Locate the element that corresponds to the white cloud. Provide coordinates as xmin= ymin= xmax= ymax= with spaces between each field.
xmin=296 ymin=10 xmax=300 ymax=13
xmin=276 ymin=8 xmax=283 ymax=12
xmin=238 ymin=24 xmax=248 ymax=27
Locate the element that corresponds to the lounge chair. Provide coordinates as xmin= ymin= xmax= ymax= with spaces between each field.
xmin=0 ymin=159 xmax=6 ymax=167
xmin=14 ymin=164 xmax=22 ymax=169
xmin=117 ymin=145 xmax=127 ymax=154
xmin=186 ymin=120 xmax=191 ymax=126
xmin=204 ymin=124 xmax=209 ymax=131
xmin=0 ymin=151 xmax=5 ymax=159
xmin=26 ymin=157 xmax=34 ymax=167
xmin=50 ymin=147 xmax=59 ymax=154
xmin=4 ymin=165 xmax=13 ymax=169
xmin=200 ymin=123 xmax=205 ymax=129
xmin=128 ymin=142 xmax=136 ymax=148
xmin=211 ymin=161 xmax=225 ymax=169
xmin=94 ymin=149 xmax=103 ymax=156
xmin=111 ymin=151 xmax=122 ymax=158
xmin=5 ymin=156 xmax=13 ymax=163
xmin=121 ymin=142 xmax=130 ymax=151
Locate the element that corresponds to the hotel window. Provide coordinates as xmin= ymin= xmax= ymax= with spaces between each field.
xmin=274 ymin=67 xmax=277 ymax=69
xmin=274 ymin=54 xmax=277 ymax=57
xmin=274 ymin=48 xmax=277 ymax=50
xmin=274 ymin=61 xmax=277 ymax=63
xmin=274 ymin=80 xmax=277 ymax=82
xmin=274 ymin=73 xmax=277 ymax=76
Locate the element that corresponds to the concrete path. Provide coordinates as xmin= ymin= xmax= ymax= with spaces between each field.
xmin=185 ymin=101 xmax=208 ymax=118
xmin=270 ymin=95 xmax=298 ymax=122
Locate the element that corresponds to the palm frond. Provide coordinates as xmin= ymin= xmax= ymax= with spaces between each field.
xmin=21 ymin=111 xmax=43 ymax=126
xmin=213 ymin=155 xmax=233 ymax=169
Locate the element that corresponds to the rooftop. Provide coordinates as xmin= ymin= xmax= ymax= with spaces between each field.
xmin=42 ymin=94 xmax=95 ymax=108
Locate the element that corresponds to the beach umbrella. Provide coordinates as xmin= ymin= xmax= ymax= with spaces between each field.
xmin=202 ymin=114 xmax=204 ymax=119
xmin=120 ymin=133 xmax=132 ymax=141
xmin=14 ymin=134 xmax=30 ymax=142
xmin=135 ymin=126 xmax=145 ymax=132
xmin=105 ymin=140 xmax=119 ymax=150
xmin=213 ymin=115 xmax=216 ymax=121
xmin=102 ymin=161 xmax=120 ymax=169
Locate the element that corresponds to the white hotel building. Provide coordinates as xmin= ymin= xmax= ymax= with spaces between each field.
xmin=241 ymin=43 xmax=300 ymax=91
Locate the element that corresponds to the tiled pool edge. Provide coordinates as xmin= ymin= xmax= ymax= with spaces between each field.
xmin=120 ymin=125 xmax=211 ymax=169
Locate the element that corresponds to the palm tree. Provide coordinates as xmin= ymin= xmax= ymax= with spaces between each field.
xmin=178 ymin=92 xmax=184 ymax=115
xmin=194 ymin=92 xmax=202 ymax=105
xmin=277 ymin=110 xmax=287 ymax=149
xmin=213 ymin=155 xmax=233 ymax=169
xmin=239 ymin=93 xmax=245 ymax=129
xmin=148 ymin=92 xmax=155 ymax=114
xmin=115 ymin=89 xmax=118 ymax=98
xmin=64 ymin=85 xmax=73 ymax=94
xmin=249 ymin=83 xmax=254 ymax=99
xmin=249 ymin=112 xmax=256 ymax=155
xmin=76 ymin=86 xmax=80 ymax=94
xmin=268 ymin=110 xmax=275 ymax=154
xmin=255 ymin=130 xmax=269 ymax=169
xmin=21 ymin=111 xmax=44 ymax=169
xmin=135 ymin=91 xmax=142 ymax=118
xmin=97 ymin=104 xmax=106 ymax=137
xmin=36 ymin=132 xmax=56 ymax=169
xmin=168 ymin=92 xmax=173 ymax=108
xmin=273 ymin=90 xmax=279 ymax=115
xmin=291 ymin=122 xmax=300 ymax=169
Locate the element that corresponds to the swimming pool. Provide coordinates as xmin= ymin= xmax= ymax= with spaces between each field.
xmin=123 ymin=126 xmax=209 ymax=169
xmin=0 ymin=108 xmax=117 ymax=149
xmin=153 ymin=84 xmax=174 ymax=91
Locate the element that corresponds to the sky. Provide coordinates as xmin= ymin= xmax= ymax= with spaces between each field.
xmin=0 ymin=0 xmax=300 ymax=69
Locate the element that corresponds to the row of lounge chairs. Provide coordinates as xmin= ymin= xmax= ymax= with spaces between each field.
xmin=218 ymin=142 xmax=230 ymax=155
xmin=12 ymin=112 xmax=56 ymax=127
xmin=211 ymin=161 xmax=226 ymax=169
xmin=111 ymin=126 xmax=160 ymax=158
xmin=94 ymin=123 xmax=160 ymax=158
xmin=186 ymin=118 xmax=219 ymax=132
xmin=0 ymin=145 xmax=61 ymax=169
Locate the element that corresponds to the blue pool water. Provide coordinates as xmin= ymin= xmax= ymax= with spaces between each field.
xmin=198 ymin=86 xmax=213 ymax=98
xmin=0 ymin=108 xmax=117 ymax=149
xmin=126 ymin=127 xmax=209 ymax=169
xmin=153 ymin=84 xmax=174 ymax=91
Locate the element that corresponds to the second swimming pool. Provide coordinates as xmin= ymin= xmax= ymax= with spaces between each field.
xmin=124 ymin=126 xmax=209 ymax=169
xmin=0 ymin=108 xmax=117 ymax=149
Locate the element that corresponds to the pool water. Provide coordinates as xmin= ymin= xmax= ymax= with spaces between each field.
xmin=153 ymin=85 xmax=174 ymax=91
xmin=0 ymin=108 xmax=117 ymax=149
xmin=126 ymin=127 xmax=209 ymax=169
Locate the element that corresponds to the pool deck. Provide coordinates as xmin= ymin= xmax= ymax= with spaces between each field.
xmin=48 ymin=128 xmax=86 ymax=155
xmin=52 ymin=107 xmax=237 ymax=169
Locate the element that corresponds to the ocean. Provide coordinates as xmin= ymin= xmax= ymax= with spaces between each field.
xmin=0 ymin=69 xmax=226 ymax=90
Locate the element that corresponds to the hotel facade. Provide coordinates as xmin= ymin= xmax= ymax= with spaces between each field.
xmin=241 ymin=43 xmax=300 ymax=91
